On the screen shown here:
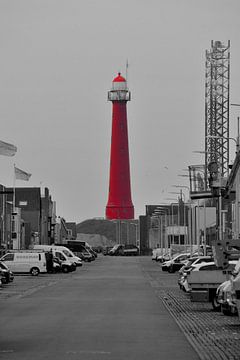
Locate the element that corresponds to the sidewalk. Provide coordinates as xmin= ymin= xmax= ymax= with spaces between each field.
xmin=140 ymin=257 xmax=240 ymax=360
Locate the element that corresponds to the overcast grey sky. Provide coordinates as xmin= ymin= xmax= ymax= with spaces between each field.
xmin=0 ymin=0 xmax=240 ymax=223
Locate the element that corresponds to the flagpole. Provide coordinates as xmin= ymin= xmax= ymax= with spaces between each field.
xmin=13 ymin=164 xmax=16 ymax=211
xmin=13 ymin=164 xmax=17 ymax=249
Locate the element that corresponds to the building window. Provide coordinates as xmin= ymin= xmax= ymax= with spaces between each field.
xmin=19 ymin=201 xmax=27 ymax=206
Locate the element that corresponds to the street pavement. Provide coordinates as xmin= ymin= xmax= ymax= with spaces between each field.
xmin=0 ymin=255 xmax=200 ymax=360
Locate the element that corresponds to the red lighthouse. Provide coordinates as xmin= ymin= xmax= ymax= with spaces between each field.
xmin=105 ymin=73 xmax=134 ymax=220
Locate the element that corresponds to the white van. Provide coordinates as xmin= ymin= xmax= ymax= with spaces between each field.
xmin=33 ymin=245 xmax=82 ymax=268
xmin=0 ymin=251 xmax=47 ymax=276
xmin=52 ymin=245 xmax=83 ymax=267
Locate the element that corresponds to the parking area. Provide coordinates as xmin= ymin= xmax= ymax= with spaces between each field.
xmin=0 ymin=264 xmax=89 ymax=300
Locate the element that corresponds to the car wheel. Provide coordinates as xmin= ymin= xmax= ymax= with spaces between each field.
xmin=211 ymin=295 xmax=221 ymax=311
xmin=168 ymin=265 xmax=175 ymax=273
xmin=62 ymin=266 xmax=69 ymax=273
xmin=222 ymin=305 xmax=238 ymax=316
xmin=30 ymin=267 xmax=40 ymax=276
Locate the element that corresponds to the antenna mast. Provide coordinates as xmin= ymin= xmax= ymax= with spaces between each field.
xmin=126 ymin=59 xmax=129 ymax=85
xmin=205 ymin=40 xmax=230 ymax=184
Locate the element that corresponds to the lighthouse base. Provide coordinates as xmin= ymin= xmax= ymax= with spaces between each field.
xmin=106 ymin=206 xmax=134 ymax=220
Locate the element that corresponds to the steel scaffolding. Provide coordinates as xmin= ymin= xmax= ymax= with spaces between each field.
xmin=205 ymin=40 xmax=230 ymax=183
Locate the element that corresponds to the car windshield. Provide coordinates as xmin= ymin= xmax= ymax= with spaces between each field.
xmin=56 ymin=252 xmax=66 ymax=261
xmin=185 ymin=258 xmax=198 ymax=267
xmin=175 ymin=254 xmax=188 ymax=262
xmin=0 ymin=262 xmax=8 ymax=270
xmin=1 ymin=253 xmax=14 ymax=261
xmin=63 ymin=249 xmax=73 ymax=257
xmin=199 ymin=264 xmax=218 ymax=271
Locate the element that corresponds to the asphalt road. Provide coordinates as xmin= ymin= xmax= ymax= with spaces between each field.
xmin=0 ymin=256 xmax=199 ymax=360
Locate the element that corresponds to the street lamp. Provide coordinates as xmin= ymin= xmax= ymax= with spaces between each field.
xmin=154 ymin=206 xmax=171 ymax=247
xmin=152 ymin=212 xmax=166 ymax=255
xmin=170 ymin=190 xmax=187 ymax=247
xmin=119 ymin=221 xmax=131 ymax=245
xmin=111 ymin=220 xmax=119 ymax=243
xmin=172 ymin=185 xmax=193 ymax=252
xmin=130 ymin=222 xmax=139 ymax=249
xmin=164 ymin=198 xmax=181 ymax=245
xmin=151 ymin=214 xmax=161 ymax=251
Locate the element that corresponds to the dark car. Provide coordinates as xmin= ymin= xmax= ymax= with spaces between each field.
xmin=161 ymin=253 xmax=191 ymax=273
xmin=123 ymin=244 xmax=139 ymax=256
xmin=109 ymin=244 xmax=124 ymax=256
xmin=78 ymin=250 xmax=94 ymax=262
xmin=0 ymin=261 xmax=14 ymax=284
xmin=89 ymin=248 xmax=97 ymax=258
xmin=103 ymin=246 xmax=113 ymax=256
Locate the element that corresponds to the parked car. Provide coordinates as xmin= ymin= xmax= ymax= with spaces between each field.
xmin=152 ymin=248 xmax=162 ymax=261
xmin=123 ymin=244 xmax=139 ymax=256
xmin=109 ymin=244 xmax=124 ymax=256
xmin=179 ymin=261 xmax=222 ymax=293
xmin=0 ymin=261 xmax=14 ymax=284
xmin=103 ymin=247 xmax=113 ymax=256
xmin=89 ymin=248 xmax=98 ymax=259
xmin=179 ymin=256 xmax=214 ymax=275
xmin=180 ymin=260 xmax=238 ymax=303
xmin=216 ymin=259 xmax=240 ymax=315
xmin=156 ymin=253 xmax=171 ymax=263
xmin=216 ymin=280 xmax=238 ymax=316
xmin=161 ymin=253 xmax=191 ymax=273
xmin=78 ymin=250 xmax=94 ymax=262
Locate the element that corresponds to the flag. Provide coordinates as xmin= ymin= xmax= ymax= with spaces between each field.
xmin=0 ymin=140 xmax=17 ymax=157
xmin=15 ymin=166 xmax=31 ymax=181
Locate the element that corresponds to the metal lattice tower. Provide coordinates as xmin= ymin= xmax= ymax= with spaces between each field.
xmin=205 ymin=40 xmax=230 ymax=182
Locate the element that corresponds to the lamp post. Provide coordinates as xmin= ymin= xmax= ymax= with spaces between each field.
xmin=130 ymin=222 xmax=139 ymax=248
xmin=119 ymin=220 xmax=130 ymax=245
xmin=164 ymin=198 xmax=180 ymax=244
xmin=111 ymin=220 xmax=119 ymax=243
xmin=152 ymin=215 xmax=162 ymax=254
xmin=155 ymin=206 xmax=170 ymax=248
xmin=171 ymin=185 xmax=192 ymax=252
xmin=152 ymin=211 xmax=167 ymax=256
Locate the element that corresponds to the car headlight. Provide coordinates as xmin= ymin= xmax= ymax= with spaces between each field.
xmin=226 ymin=291 xmax=237 ymax=305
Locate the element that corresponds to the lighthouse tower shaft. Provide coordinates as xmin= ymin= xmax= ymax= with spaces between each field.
xmin=106 ymin=73 xmax=134 ymax=220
